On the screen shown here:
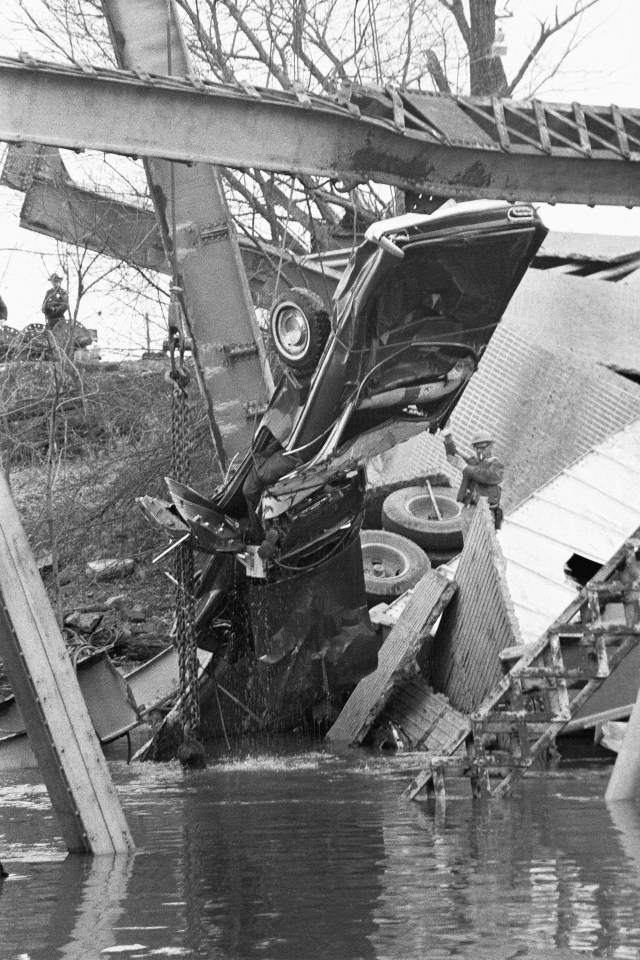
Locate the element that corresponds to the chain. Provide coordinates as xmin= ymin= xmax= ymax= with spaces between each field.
xmin=170 ymin=348 xmax=201 ymax=739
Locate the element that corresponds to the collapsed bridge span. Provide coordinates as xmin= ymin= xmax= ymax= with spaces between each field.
xmin=0 ymin=55 xmax=639 ymax=207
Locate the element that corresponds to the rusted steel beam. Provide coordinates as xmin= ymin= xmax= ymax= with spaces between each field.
xmin=1 ymin=56 xmax=639 ymax=206
xmin=13 ymin=169 xmax=339 ymax=306
xmin=21 ymin=177 xmax=168 ymax=273
xmin=100 ymin=0 xmax=271 ymax=466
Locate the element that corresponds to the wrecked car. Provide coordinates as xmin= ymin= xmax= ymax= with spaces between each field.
xmin=142 ymin=200 xmax=547 ymax=723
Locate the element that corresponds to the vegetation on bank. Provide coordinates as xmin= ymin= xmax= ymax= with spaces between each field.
xmin=0 ymin=356 xmax=221 ymax=692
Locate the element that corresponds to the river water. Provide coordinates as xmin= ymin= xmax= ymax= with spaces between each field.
xmin=2 ymin=742 xmax=640 ymax=960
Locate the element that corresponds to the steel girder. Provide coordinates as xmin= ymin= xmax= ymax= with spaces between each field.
xmin=0 ymin=55 xmax=639 ymax=207
xmin=100 ymin=0 xmax=271 ymax=468
xmin=0 ymin=144 xmax=340 ymax=306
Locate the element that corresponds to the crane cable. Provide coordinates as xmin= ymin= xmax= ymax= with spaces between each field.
xmin=166 ymin=0 xmax=202 ymax=756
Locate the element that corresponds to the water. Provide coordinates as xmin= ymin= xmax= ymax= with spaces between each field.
xmin=2 ymin=745 xmax=640 ymax=960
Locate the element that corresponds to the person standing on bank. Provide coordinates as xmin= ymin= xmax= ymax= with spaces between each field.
xmin=443 ymin=428 xmax=504 ymax=532
xmin=42 ymin=272 xmax=69 ymax=329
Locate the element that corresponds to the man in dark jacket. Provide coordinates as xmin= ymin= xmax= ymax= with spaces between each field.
xmin=42 ymin=272 xmax=69 ymax=328
xmin=444 ymin=429 xmax=504 ymax=529
xmin=0 ymin=294 xmax=7 ymax=323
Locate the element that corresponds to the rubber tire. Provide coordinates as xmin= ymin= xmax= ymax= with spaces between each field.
xmin=268 ymin=288 xmax=330 ymax=375
xmin=382 ymin=486 xmax=464 ymax=552
xmin=427 ymin=548 xmax=460 ymax=568
xmin=360 ymin=529 xmax=431 ymax=606
xmin=363 ymin=473 xmax=452 ymax=530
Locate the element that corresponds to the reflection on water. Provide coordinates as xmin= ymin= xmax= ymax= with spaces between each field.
xmin=2 ymin=747 xmax=640 ymax=959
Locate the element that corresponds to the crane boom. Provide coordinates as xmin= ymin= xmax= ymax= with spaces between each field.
xmin=0 ymin=55 xmax=639 ymax=206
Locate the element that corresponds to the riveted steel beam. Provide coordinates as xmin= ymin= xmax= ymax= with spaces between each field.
xmin=0 ymin=56 xmax=639 ymax=207
xmin=11 ymin=161 xmax=340 ymax=305
xmin=100 ymin=0 xmax=271 ymax=468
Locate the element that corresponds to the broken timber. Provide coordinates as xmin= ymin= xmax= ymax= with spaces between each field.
xmin=403 ymin=532 xmax=640 ymax=803
xmin=378 ymin=675 xmax=469 ymax=752
xmin=326 ymin=569 xmax=456 ymax=745
xmin=0 ymin=469 xmax=134 ymax=854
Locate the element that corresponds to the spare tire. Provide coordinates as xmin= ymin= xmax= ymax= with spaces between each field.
xmin=361 ymin=529 xmax=431 ymax=606
xmin=268 ymin=288 xmax=331 ymax=375
xmin=382 ymin=485 xmax=463 ymax=552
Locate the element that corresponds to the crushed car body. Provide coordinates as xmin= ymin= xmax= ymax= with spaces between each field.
xmin=141 ymin=200 xmax=548 ymax=725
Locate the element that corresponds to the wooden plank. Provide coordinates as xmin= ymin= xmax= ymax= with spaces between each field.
xmin=326 ymin=571 xmax=457 ymax=745
xmin=0 ymin=470 xmax=134 ymax=854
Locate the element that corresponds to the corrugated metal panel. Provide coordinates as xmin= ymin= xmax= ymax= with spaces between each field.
xmin=371 ymin=309 xmax=640 ymax=511
xmin=568 ymin=454 xmax=640 ymax=504
xmin=499 ymin=417 xmax=640 ymax=643
xmin=425 ymin=501 xmax=520 ymax=713
xmin=506 ymin=501 xmax=623 ymax=561
xmin=504 ymin=271 xmax=640 ymax=373
xmin=538 ymin=232 xmax=640 ymax=262
xmin=535 ymin=474 xmax=640 ymax=532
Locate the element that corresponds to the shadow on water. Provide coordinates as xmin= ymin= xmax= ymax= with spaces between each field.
xmin=2 ymin=749 xmax=640 ymax=959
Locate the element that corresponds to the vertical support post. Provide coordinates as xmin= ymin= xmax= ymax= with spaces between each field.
xmin=605 ymin=684 xmax=640 ymax=803
xmin=0 ymin=470 xmax=134 ymax=855
xmin=467 ymin=728 xmax=491 ymax=799
xmin=587 ymin=587 xmax=610 ymax=678
xmin=548 ymin=634 xmax=571 ymax=719
xmin=432 ymin=761 xmax=446 ymax=820
xmin=509 ymin=676 xmax=532 ymax=762
xmin=101 ymin=0 xmax=273 ymax=464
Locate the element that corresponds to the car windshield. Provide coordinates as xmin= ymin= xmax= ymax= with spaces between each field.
xmin=370 ymin=226 xmax=539 ymax=353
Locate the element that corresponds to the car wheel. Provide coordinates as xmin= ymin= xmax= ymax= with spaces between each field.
xmin=361 ymin=529 xmax=431 ymax=605
xmin=269 ymin=288 xmax=331 ymax=375
xmin=382 ymin=486 xmax=464 ymax=552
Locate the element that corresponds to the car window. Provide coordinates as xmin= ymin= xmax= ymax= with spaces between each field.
xmin=372 ymin=231 xmax=535 ymax=351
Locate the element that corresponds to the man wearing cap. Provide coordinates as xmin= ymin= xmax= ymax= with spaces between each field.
xmin=42 ymin=272 xmax=69 ymax=328
xmin=444 ymin=429 xmax=504 ymax=530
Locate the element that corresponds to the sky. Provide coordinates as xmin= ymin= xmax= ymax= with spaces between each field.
xmin=0 ymin=0 xmax=639 ymax=355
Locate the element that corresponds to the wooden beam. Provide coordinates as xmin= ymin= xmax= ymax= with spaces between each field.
xmin=326 ymin=570 xmax=456 ymax=745
xmin=0 ymin=469 xmax=134 ymax=854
